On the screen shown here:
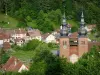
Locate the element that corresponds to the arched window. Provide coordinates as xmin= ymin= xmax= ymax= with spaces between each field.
xmin=63 ymin=41 xmax=67 ymax=49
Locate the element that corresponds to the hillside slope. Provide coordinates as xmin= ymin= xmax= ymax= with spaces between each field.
xmin=0 ymin=13 xmax=18 ymax=28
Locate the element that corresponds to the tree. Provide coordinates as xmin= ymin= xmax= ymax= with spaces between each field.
xmin=25 ymin=39 xmax=42 ymax=51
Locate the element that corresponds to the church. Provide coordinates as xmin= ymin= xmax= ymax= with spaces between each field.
xmin=59 ymin=11 xmax=100 ymax=63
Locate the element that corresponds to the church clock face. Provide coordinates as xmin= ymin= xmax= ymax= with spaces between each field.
xmin=63 ymin=45 xmax=67 ymax=49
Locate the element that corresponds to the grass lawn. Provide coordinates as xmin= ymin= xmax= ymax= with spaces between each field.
xmin=0 ymin=13 xmax=18 ymax=28
xmin=10 ymin=50 xmax=35 ymax=65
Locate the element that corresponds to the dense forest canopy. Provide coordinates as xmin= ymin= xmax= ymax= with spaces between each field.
xmin=0 ymin=0 xmax=100 ymax=33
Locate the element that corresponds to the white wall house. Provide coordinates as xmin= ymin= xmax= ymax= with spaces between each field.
xmin=15 ymin=39 xmax=24 ymax=46
xmin=85 ymin=25 xmax=96 ymax=32
xmin=0 ymin=40 xmax=3 ymax=47
xmin=0 ymin=33 xmax=10 ymax=48
xmin=44 ymin=33 xmax=56 ymax=43
xmin=11 ymin=28 xmax=26 ymax=41
xmin=18 ymin=64 xmax=28 ymax=72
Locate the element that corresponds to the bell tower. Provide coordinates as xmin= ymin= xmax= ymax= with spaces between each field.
xmin=78 ymin=11 xmax=88 ymax=57
xmin=60 ymin=2 xmax=70 ymax=60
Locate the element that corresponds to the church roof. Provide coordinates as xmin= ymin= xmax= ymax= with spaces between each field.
xmin=69 ymin=32 xmax=78 ymax=38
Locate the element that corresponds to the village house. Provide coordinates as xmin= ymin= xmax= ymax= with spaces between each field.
xmin=85 ymin=24 xmax=96 ymax=32
xmin=0 ymin=33 xmax=10 ymax=42
xmin=0 ymin=33 xmax=10 ymax=48
xmin=3 ymin=33 xmax=10 ymax=43
xmin=14 ymin=38 xmax=25 ymax=46
xmin=0 ymin=28 xmax=42 ymax=46
xmin=0 ymin=33 xmax=4 ymax=47
xmin=26 ymin=28 xmax=41 ymax=42
xmin=11 ymin=28 xmax=26 ymax=41
xmin=2 ymin=56 xmax=28 ymax=72
xmin=42 ymin=33 xmax=56 ymax=43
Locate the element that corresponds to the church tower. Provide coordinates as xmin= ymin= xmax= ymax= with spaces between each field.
xmin=59 ymin=10 xmax=70 ymax=60
xmin=78 ymin=11 xmax=88 ymax=57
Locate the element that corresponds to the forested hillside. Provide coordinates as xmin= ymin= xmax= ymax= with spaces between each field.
xmin=0 ymin=0 xmax=100 ymax=33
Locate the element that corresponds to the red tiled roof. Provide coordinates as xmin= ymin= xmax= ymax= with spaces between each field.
xmin=3 ymin=33 xmax=10 ymax=39
xmin=5 ymin=30 xmax=14 ymax=36
xmin=0 ymin=33 xmax=10 ymax=40
xmin=2 ymin=56 xmax=28 ymax=72
xmin=69 ymin=32 xmax=78 ymax=38
xmin=0 ymin=33 xmax=4 ymax=40
xmin=3 ymin=42 xmax=11 ymax=51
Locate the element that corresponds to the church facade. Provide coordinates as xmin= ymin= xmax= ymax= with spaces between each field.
xmin=59 ymin=12 xmax=89 ymax=63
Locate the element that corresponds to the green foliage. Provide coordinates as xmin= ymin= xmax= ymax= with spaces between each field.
xmin=96 ymin=18 xmax=100 ymax=36
xmin=5 ymin=71 xmax=20 ymax=75
xmin=6 ymin=45 xmax=100 ymax=75
xmin=0 ymin=13 xmax=18 ymax=28
xmin=31 ymin=46 xmax=100 ymax=75
xmin=24 ymin=39 xmax=42 ymax=51
xmin=48 ymin=43 xmax=59 ymax=49
xmin=1 ymin=0 xmax=100 ymax=24
xmin=30 ymin=43 xmax=65 ymax=75
xmin=2 ymin=0 xmax=100 ymax=32
xmin=71 ymin=26 xmax=78 ymax=32
xmin=17 ymin=21 xmax=27 ymax=28
xmin=1 ymin=53 xmax=10 ymax=64
xmin=36 ymin=9 xmax=61 ymax=33
xmin=11 ymin=44 xmax=23 ymax=51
